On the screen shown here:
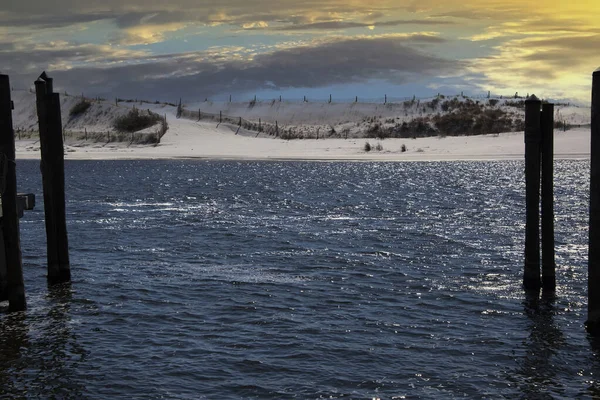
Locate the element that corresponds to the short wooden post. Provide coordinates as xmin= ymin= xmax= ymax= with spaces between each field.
xmin=35 ymin=73 xmax=71 ymax=284
xmin=541 ymin=102 xmax=555 ymax=291
xmin=239 ymin=117 xmax=242 ymax=126
xmin=303 ymin=95 xmax=306 ymax=102
xmin=275 ymin=120 xmax=279 ymax=137
xmin=329 ymin=94 xmax=332 ymax=104
xmin=385 ymin=94 xmax=387 ymax=104
xmin=254 ymin=95 xmax=256 ymax=102
xmin=84 ymin=127 xmax=87 ymax=141
xmin=229 ymin=94 xmax=232 ymax=103
xmin=198 ymin=109 xmax=201 ymax=121
xmin=355 ymin=96 xmax=358 ymax=103
xmin=259 ymin=118 xmax=261 ymax=132
xmin=524 ymin=95 xmax=542 ymax=291
xmin=219 ymin=111 xmax=222 ymax=123
xmin=588 ymin=68 xmax=600 ymax=333
xmin=279 ymin=95 xmax=282 ymax=102
xmin=0 ymin=74 xmax=26 ymax=311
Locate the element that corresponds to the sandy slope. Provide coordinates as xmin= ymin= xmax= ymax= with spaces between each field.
xmin=10 ymin=90 xmax=592 ymax=162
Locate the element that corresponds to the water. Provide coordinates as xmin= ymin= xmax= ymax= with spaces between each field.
xmin=0 ymin=159 xmax=596 ymax=399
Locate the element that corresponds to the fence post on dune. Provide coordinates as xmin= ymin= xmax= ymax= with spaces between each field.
xmin=276 ymin=121 xmax=279 ymax=137
xmin=0 ymin=74 xmax=26 ymax=311
xmin=588 ymin=68 xmax=600 ymax=334
xmin=524 ymin=95 xmax=542 ymax=291
xmin=35 ymin=72 xmax=71 ymax=285
xmin=219 ymin=111 xmax=222 ymax=123
xmin=541 ymin=102 xmax=555 ymax=291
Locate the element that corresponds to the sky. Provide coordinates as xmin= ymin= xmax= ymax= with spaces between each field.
xmin=1 ymin=0 xmax=599 ymax=104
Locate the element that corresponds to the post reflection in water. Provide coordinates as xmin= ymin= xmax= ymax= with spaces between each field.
xmin=0 ymin=283 xmax=87 ymax=398
xmin=0 ymin=310 xmax=29 ymax=396
xmin=518 ymin=290 xmax=565 ymax=399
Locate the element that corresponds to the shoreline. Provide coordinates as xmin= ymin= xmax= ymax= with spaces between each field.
xmin=14 ymin=119 xmax=592 ymax=163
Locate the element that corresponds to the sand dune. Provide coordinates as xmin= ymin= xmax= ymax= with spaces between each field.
xmin=11 ymin=90 xmax=591 ymax=161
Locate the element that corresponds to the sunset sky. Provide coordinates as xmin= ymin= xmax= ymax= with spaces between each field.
xmin=1 ymin=1 xmax=599 ymax=103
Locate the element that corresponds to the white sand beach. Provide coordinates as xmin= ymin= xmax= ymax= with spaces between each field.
xmin=11 ymin=91 xmax=592 ymax=162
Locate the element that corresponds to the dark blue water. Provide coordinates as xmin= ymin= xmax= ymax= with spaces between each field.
xmin=0 ymin=159 xmax=596 ymax=399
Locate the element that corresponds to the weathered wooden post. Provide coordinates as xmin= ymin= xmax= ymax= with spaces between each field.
xmin=229 ymin=94 xmax=232 ymax=103
xmin=34 ymin=72 xmax=71 ymax=285
xmin=329 ymin=94 xmax=332 ymax=104
xmin=588 ymin=68 xmax=600 ymax=333
xmin=385 ymin=94 xmax=387 ymax=104
xmin=275 ymin=120 xmax=279 ymax=137
xmin=219 ymin=111 xmax=222 ymax=123
xmin=524 ymin=95 xmax=542 ymax=291
xmin=259 ymin=118 xmax=261 ymax=132
xmin=355 ymin=96 xmax=358 ymax=103
xmin=198 ymin=109 xmax=201 ymax=121
xmin=0 ymin=74 xmax=26 ymax=311
xmin=541 ymin=102 xmax=555 ymax=291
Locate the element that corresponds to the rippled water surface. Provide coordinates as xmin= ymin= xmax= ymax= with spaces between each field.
xmin=0 ymin=159 xmax=597 ymax=399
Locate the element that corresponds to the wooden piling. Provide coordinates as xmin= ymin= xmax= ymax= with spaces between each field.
xmin=588 ymin=68 xmax=600 ymax=332
xmin=0 ymin=74 xmax=26 ymax=311
xmin=541 ymin=102 xmax=555 ymax=291
xmin=35 ymin=74 xmax=71 ymax=285
xmin=524 ymin=95 xmax=542 ymax=291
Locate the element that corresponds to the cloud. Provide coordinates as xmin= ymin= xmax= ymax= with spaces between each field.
xmin=469 ymin=32 xmax=600 ymax=101
xmin=2 ymin=34 xmax=461 ymax=100
xmin=243 ymin=18 xmax=455 ymax=31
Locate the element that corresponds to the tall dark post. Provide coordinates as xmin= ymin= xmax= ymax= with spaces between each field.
xmin=219 ymin=111 xmax=222 ymax=123
xmin=385 ymin=94 xmax=387 ymax=104
xmin=329 ymin=94 xmax=332 ymax=103
xmin=198 ymin=109 xmax=201 ymax=121
xmin=0 ymin=74 xmax=26 ymax=311
xmin=524 ymin=95 xmax=542 ymax=291
xmin=541 ymin=102 xmax=555 ymax=291
xmin=588 ymin=68 xmax=600 ymax=333
xmin=35 ymin=73 xmax=71 ymax=284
